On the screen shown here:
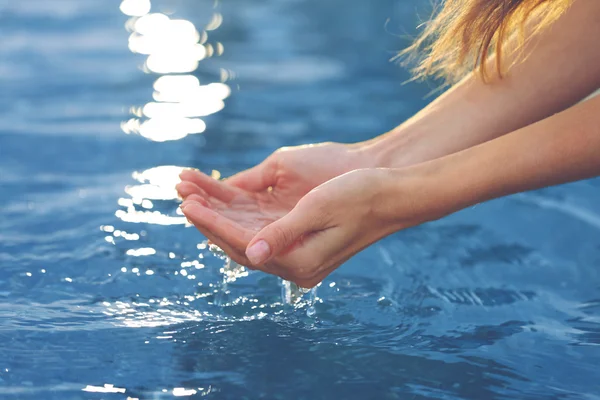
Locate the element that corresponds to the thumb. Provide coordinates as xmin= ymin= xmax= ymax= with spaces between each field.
xmin=245 ymin=204 xmax=322 ymax=266
xmin=225 ymin=159 xmax=277 ymax=193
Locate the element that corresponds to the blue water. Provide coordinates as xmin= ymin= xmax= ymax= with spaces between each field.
xmin=1 ymin=0 xmax=600 ymax=398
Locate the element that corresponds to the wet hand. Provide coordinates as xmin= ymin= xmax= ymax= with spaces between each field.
xmin=179 ymin=168 xmax=441 ymax=288
xmin=222 ymin=142 xmax=373 ymax=205
xmin=175 ymin=141 xmax=373 ymax=258
xmin=175 ymin=169 xmax=289 ymax=260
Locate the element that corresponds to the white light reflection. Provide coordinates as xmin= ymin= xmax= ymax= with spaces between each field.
xmin=104 ymin=298 xmax=215 ymax=328
xmin=115 ymin=166 xmax=187 ymax=225
xmin=143 ymin=101 xmax=222 ymax=119
xmin=221 ymin=258 xmax=248 ymax=283
xmin=282 ymin=281 xmax=317 ymax=308
xmin=100 ymin=291 xmax=307 ymax=328
xmin=126 ymin=247 xmax=156 ymax=257
xmin=122 ymin=117 xmax=206 ymax=142
xmin=129 ymin=15 xmax=204 ymax=72
xmin=121 ymin=3 xmax=230 ymax=142
xmin=82 ymin=384 xmax=126 ymax=394
xmin=153 ymin=78 xmax=230 ymax=104
xmin=120 ymin=0 xmax=150 ymax=16
xmin=173 ymin=388 xmax=197 ymax=397
xmin=115 ymin=209 xmax=185 ymax=225
xmin=126 ymin=165 xmax=182 ymax=200
xmin=105 ymin=1 xmax=316 ymax=329
xmin=133 ymin=165 xmax=184 ymax=188
xmin=205 ymin=13 xmax=223 ymax=31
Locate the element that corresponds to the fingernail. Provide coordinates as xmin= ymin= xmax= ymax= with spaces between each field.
xmin=179 ymin=169 xmax=194 ymax=178
xmin=246 ymin=240 xmax=270 ymax=265
xmin=180 ymin=200 xmax=196 ymax=210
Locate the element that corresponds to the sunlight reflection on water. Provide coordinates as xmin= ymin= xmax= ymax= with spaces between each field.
xmin=2 ymin=0 xmax=599 ymax=397
xmin=120 ymin=2 xmax=229 ymax=142
xmin=105 ymin=0 xmax=316 ymax=332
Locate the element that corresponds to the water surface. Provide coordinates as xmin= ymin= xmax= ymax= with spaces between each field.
xmin=1 ymin=0 xmax=599 ymax=398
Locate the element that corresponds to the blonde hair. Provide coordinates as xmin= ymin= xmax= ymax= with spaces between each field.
xmin=402 ymin=0 xmax=573 ymax=82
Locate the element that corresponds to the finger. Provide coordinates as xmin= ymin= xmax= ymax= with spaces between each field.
xmin=244 ymin=201 xmax=326 ymax=266
xmin=184 ymin=193 xmax=211 ymax=208
xmin=179 ymin=169 xmax=239 ymax=203
xmin=181 ymin=203 xmax=252 ymax=266
xmin=176 ymin=182 xmax=209 ymax=202
xmin=182 ymin=188 xmax=227 ymax=210
xmin=225 ymin=160 xmax=277 ymax=193
xmin=181 ymin=200 xmax=255 ymax=251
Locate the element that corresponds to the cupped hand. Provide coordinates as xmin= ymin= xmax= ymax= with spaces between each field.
xmin=179 ymin=168 xmax=442 ymax=288
xmin=220 ymin=142 xmax=373 ymax=206
xmin=175 ymin=141 xmax=374 ymax=259
xmin=175 ymin=169 xmax=289 ymax=262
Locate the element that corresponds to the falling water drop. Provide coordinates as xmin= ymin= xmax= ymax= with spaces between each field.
xmin=209 ymin=245 xmax=247 ymax=306
xmin=306 ymin=287 xmax=318 ymax=317
xmin=282 ymin=280 xmax=318 ymax=317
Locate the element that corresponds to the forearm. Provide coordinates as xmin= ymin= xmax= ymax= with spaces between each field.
xmin=403 ymin=94 xmax=600 ymax=222
xmin=363 ymin=0 xmax=600 ymax=168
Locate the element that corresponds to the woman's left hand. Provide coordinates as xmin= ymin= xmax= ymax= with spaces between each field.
xmin=180 ymin=168 xmax=443 ymax=288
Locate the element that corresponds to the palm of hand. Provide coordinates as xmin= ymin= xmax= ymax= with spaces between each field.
xmin=177 ymin=169 xmax=294 ymax=235
xmin=176 ymin=143 xmax=367 ymax=264
xmin=178 ymin=144 xmax=361 ymax=228
xmin=206 ymin=192 xmax=289 ymax=233
xmin=179 ymin=167 xmax=385 ymax=287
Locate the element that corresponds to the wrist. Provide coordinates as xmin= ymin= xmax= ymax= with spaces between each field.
xmin=357 ymin=126 xmax=430 ymax=169
xmin=375 ymin=161 xmax=466 ymax=231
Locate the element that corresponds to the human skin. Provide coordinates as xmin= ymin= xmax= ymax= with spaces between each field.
xmin=180 ymin=93 xmax=600 ymax=287
xmin=176 ymin=0 xmax=600 ymax=287
xmin=177 ymin=0 xmax=600 ymax=226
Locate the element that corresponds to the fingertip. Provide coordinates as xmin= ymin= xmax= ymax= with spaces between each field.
xmin=176 ymin=181 xmax=192 ymax=197
xmin=179 ymin=168 xmax=201 ymax=181
xmin=179 ymin=168 xmax=192 ymax=177
xmin=176 ymin=181 xmax=207 ymax=199
xmin=245 ymin=239 xmax=271 ymax=266
xmin=180 ymin=199 xmax=202 ymax=212
xmin=178 ymin=168 xmax=239 ymax=202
